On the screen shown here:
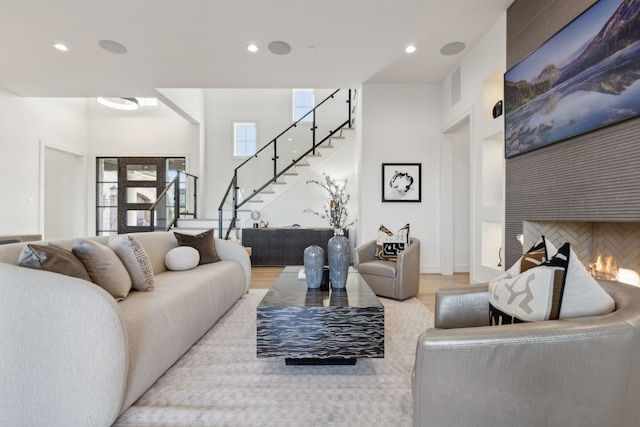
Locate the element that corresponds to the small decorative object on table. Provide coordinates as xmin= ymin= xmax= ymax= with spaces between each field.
xmin=305 ymin=173 xmax=356 ymax=289
xmin=303 ymin=245 xmax=324 ymax=289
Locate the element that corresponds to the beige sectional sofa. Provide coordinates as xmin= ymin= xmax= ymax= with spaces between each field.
xmin=0 ymin=231 xmax=251 ymax=427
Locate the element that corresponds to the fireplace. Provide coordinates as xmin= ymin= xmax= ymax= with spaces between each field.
xmin=522 ymin=221 xmax=640 ymax=285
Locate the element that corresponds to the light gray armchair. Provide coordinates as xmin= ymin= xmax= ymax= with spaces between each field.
xmin=412 ymin=280 xmax=640 ymax=427
xmin=353 ymin=237 xmax=420 ymax=300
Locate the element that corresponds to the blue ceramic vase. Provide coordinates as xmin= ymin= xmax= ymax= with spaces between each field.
xmin=327 ymin=234 xmax=350 ymax=288
xmin=303 ymin=245 xmax=324 ymax=289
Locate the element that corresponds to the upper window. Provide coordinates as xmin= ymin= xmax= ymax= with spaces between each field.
xmin=234 ymin=122 xmax=257 ymax=157
xmin=293 ymin=89 xmax=314 ymax=122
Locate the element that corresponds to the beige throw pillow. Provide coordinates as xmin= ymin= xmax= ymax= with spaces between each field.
xmin=72 ymin=238 xmax=132 ymax=301
xmin=108 ymin=235 xmax=155 ymax=291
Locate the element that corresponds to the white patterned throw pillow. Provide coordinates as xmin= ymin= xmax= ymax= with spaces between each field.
xmin=375 ymin=223 xmax=410 ymax=261
xmin=108 ymin=235 xmax=155 ymax=291
xmin=489 ymin=239 xmax=615 ymax=325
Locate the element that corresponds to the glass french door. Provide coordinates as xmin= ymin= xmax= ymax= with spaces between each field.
xmin=118 ymin=158 xmax=165 ymax=234
xmin=96 ymin=157 xmax=185 ymax=235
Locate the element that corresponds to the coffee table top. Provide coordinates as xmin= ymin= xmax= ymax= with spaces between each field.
xmin=258 ymin=266 xmax=382 ymax=309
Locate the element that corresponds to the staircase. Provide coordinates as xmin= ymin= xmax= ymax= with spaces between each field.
xmin=215 ymin=89 xmax=357 ymax=240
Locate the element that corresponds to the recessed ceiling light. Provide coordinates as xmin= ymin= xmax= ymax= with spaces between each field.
xmin=53 ymin=43 xmax=69 ymax=52
xmin=268 ymin=41 xmax=292 ymax=55
xmin=247 ymin=44 xmax=258 ymax=53
xmin=98 ymin=40 xmax=128 ymax=55
xmin=405 ymin=45 xmax=416 ymax=54
xmin=440 ymin=41 xmax=466 ymax=56
xmin=97 ymin=97 xmax=139 ymax=111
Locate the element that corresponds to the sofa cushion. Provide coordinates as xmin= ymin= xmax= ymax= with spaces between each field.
xmin=375 ymin=223 xmax=410 ymax=261
xmin=18 ymin=243 xmax=92 ymax=282
xmin=174 ymin=229 xmax=220 ymax=264
xmin=489 ymin=242 xmax=615 ymax=324
xmin=72 ymin=238 xmax=132 ymax=301
xmin=108 ymin=235 xmax=155 ymax=291
xmin=165 ymin=246 xmax=200 ymax=271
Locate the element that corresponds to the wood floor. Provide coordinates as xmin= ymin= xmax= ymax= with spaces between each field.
xmin=249 ymin=267 xmax=470 ymax=313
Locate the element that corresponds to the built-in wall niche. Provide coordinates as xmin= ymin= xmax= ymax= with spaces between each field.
xmin=482 ymin=131 xmax=504 ymax=208
xmin=481 ymin=221 xmax=503 ymax=270
xmin=482 ymin=68 xmax=505 ymax=124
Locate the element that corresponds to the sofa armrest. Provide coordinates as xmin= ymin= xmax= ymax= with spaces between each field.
xmin=434 ymin=283 xmax=490 ymax=328
xmin=215 ymin=238 xmax=252 ymax=292
xmin=0 ymin=262 xmax=128 ymax=427
xmin=395 ymin=237 xmax=420 ymax=297
xmin=353 ymin=239 xmax=377 ymax=268
xmin=412 ymin=313 xmax=638 ymax=427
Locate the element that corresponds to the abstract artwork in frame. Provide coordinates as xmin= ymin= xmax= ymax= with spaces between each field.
xmin=504 ymin=0 xmax=640 ymax=158
xmin=381 ymin=163 xmax=421 ymax=203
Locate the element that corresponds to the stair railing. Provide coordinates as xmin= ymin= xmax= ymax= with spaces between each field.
xmin=218 ymin=88 xmax=356 ymax=239
xmin=149 ymin=171 xmax=198 ymax=231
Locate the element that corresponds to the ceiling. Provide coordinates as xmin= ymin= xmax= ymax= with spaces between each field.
xmin=0 ymin=0 xmax=513 ymax=98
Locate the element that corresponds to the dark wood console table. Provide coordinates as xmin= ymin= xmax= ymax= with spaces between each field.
xmin=242 ymin=228 xmax=346 ymax=266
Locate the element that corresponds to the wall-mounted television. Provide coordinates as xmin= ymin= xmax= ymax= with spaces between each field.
xmin=504 ymin=0 xmax=640 ymax=158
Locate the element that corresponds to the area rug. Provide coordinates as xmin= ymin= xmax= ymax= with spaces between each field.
xmin=114 ymin=289 xmax=433 ymax=427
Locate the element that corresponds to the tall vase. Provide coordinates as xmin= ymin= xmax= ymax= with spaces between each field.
xmin=327 ymin=233 xmax=350 ymax=289
xmin=303 ymin=245 xmax=324 ymax=289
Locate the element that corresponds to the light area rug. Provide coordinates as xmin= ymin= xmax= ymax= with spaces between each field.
xmin=114 ymin=289 xmax=433 ymax=427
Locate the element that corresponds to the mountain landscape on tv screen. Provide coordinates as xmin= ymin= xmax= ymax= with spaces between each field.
xmin=505 ymin=0 xmax=640 ymax=158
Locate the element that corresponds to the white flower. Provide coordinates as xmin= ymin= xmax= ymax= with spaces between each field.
xmin=304 ymin=173 xmax=356 ymax=233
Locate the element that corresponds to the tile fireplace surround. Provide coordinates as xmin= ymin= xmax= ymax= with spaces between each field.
xmin=522 ymin=221 xmax=640 ymax=278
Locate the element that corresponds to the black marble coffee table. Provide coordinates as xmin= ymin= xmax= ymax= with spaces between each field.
xmin=256 ymin=266 xmax=384 ymax=365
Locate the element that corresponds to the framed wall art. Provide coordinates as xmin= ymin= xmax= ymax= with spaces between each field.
xmin=381 ymin=163 xmax=421 ymax=203
xmin=504 ymin=0 xmax=640 ymax=158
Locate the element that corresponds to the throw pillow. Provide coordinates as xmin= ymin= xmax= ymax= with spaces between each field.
xmin=174 ymin=229 xmax=220 ymax=264
xmin=18 ymin=243 xmax=92 ymax=282
xmin=490 ymin=242 xmax=616 ymax=325
xmin=72 ymin=238 xmax=132 ymax=301
xmin=375 ymin=223 xmax=410 ymax=261
xmin=165 ymin=246 xmax=200 ymax=271
xmin=108 ymin=235 xmax=155 ymax=291
xmin=489 ymin=242 xmax=570 ymax=324
xmin=506 ymin=235 xmax=557 ymax=276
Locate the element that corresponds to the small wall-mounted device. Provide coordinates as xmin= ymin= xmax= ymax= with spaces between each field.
xmin=492 ymin=100 xmax=503 ymax=119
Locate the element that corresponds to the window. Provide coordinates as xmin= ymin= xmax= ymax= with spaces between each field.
xmin=234 ymin=122 xmax=257 ymax=157
xmin=293 ymin=89 xmax=314 ymax=122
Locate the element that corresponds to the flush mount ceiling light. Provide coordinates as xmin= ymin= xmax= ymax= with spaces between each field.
xmin=405 ymin=45 xmax=417 ymax=54
xmin=268 ymin=41 xmax=292 ymax=55
xmin=440 ymin=41 xmax=466 ymax=56
xmin=97 ymin=97 xmax=139 ymax=111
xmin=247 ymin=44 xmax=259 ymax=53
xmin=98 ymin=39 xmax=128 ymax=55
xmin=53 ymin=43 xmax=69 ymax=52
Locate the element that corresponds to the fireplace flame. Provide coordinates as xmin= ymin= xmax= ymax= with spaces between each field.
xmin=588 ymin=253 xmax=619 ymax=281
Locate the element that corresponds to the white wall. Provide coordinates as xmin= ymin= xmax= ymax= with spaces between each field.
xmin=87 ymin=100 xmax=200 ymax=233
xmin=203 ymin=88 xmax=341 ymax=219
xmin=0 ymin=88 xmax=89 ymax=236
xmin=358 ymin=84 xmax=441 ymax=273
xmin=439 ymin=13 xmax=507 ymax=282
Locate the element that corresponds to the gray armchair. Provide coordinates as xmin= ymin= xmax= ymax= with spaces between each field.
xmin=412 ymin=280 xmax=640 ymax=427
xmin=353 ymin=237 xmax=420 ymax=300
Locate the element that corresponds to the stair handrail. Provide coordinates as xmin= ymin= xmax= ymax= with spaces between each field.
xmin=149 ymin=171 xmax=198 ymax=232
xmin=217 ymin=88 xmax=356 ymax=239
